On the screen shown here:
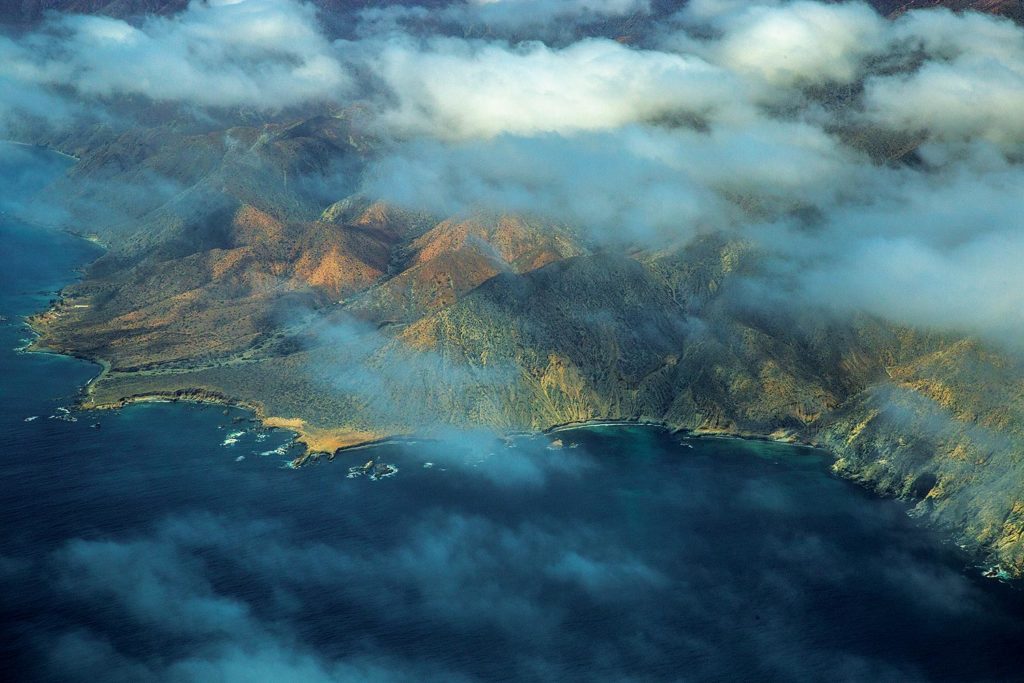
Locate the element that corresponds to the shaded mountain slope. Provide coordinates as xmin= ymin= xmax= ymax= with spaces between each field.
xmin=13 ymin=0 xmax=1024 ymax=578
xmin=346 ymin=214 xmax=585 ymax=323
xmin=39 ymin=205 xmax=1024 ymax=573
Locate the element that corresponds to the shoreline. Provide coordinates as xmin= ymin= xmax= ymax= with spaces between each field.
xmin=20 ymin=231 xmax=1017 ymax=582
xmin=18 ymin=176 xmax=820 ymax=468
xmin=21 ymin=338 xmax=1018 ymax=582
xmin=74 ymin=387 xmax=393 ymax=466
xmin=63 ymin=380 xmax=824 ymax=466
xmin=544 ymin=417 xmax=819 ymax=448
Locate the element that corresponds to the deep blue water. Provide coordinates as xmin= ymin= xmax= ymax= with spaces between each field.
xmin=4 ymin=160 xmax=1024 ymax=681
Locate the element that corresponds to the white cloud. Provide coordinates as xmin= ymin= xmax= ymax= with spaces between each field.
xmin=365 ymin=36 xmax=746 ymax=139
xmin=363 ymin=118 xmax=868 ymax=243
xmin=865 ymin=61 xmax=1024 ymax=147
xmin=356 ymin=1 xmax=1024 ymax=342
xmin=764 ymin=159 xmax=1024 ymax=339
xmin=708 ymin=1 xmax=888 ymax=87
xmin=0 ymin=0 xmax=349 ymax=111
xmin=862 ymin=10 xmax=1024 ymax=149
xmin=803 ymin=230 xmax=1024 ymax=339
xmin=466 ymin=0 xmax=648 ymax=16
xmin=4 ymin=0 xmax=1024 ymax=343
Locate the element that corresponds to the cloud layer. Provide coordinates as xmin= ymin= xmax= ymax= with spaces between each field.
xmin=0 ymin=0 xmax=348 ymax=120
xmin=353 ymin=0 xmax=1024 ymax=343
xmin=3 ymin=0 xmax=1023 ymax=341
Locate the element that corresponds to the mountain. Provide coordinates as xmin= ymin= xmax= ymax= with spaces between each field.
xmin=26 ymin=118 xmax=1024 ymax=573
xmin=15 ymin=0 xmax=1024 ymax=577
xmin=345 ymin=214 xmax=584 ymax=324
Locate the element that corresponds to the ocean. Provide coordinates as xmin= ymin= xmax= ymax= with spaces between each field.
xmin=2 ymin=162 xmax=1024 ymax=681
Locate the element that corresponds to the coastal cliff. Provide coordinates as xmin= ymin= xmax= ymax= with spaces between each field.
xmin=16 ymin=0 xmax=1024 ymax=577
xmin=31 ymin=202 xmax=1024 ymax=573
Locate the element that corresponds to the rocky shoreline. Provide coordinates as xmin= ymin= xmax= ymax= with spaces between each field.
xmin=26 ymin=316 xmax=1023 ymax=583
xmin=24 ymin=228 xmax=1024 ymax=580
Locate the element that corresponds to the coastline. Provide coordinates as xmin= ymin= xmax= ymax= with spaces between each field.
xmin=545 ymin=417 xmax=818 ymax=448
xmin=68 ymin=385 xmax=386 ymax=466
xmin=28 ymin=290 xmax=822 ymax=469
xmin=74 ymin=381 xmax=825 ymax=462
xmin=20 ymin=233 xmax=1017 ymax=581
xmin=23 ymin=324 xmax=1018 ymax=581
xmin=42 ymin=356 xmax=826 ymax=469
xmin=24 ymin=234 xmax=821 ymax=465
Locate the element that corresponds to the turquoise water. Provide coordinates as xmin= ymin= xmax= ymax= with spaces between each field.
xmin=3 ymin=166 xmax=1024 ymax=680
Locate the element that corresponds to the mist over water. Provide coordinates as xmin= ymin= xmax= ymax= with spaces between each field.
xmin=3 ymin=211 xmax=1024 ymax=680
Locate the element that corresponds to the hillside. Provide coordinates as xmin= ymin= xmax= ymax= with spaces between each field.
xmin=30 ymin=152 xmax=1024 ymax=572
xmin=17 ymin=0 xmax=1024 ymax=578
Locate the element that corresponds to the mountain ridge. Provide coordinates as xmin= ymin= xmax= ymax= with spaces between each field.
xmin=15 ymin=0 xmax=1024 ymax=578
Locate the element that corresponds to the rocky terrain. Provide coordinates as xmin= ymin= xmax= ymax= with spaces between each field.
xmin=26 ymin=115 xmax=1024 ymax=573
xmin=12 ymin=0 xmax=1024 ymax=576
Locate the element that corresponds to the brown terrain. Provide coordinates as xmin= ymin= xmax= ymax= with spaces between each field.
xmin=28 ymin=114 xmax=1024 ymax=574
xmin=16 ymin=0 xmax=1024 ymax=577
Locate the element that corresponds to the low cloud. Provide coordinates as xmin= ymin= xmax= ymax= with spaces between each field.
xmin=0 ymin=0 xmax=349 ymax=129
xmin=354 ymin=0 xmax=1024 ymax=344
xmin=750 ymin=151 xmax=1024 ymax=341
xmin=361 ymin=119 xmax=870 ymax=244
xmin=0 ymin=142 xmax=75 ymax=218
xmin=408 ymin=431 xmax=595 ymax=488
xmin=35 ymin=502 xmax=670 ymax=681
xmin=12 ymin=446 xmax=1010 ymax=681
xmin=691 ymin=1 xmax=889 ymax=88
xmin=304 ymin=311 xmax=519 ymax=433
xmin=359 ymin=35 xmax=741 ymax=139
